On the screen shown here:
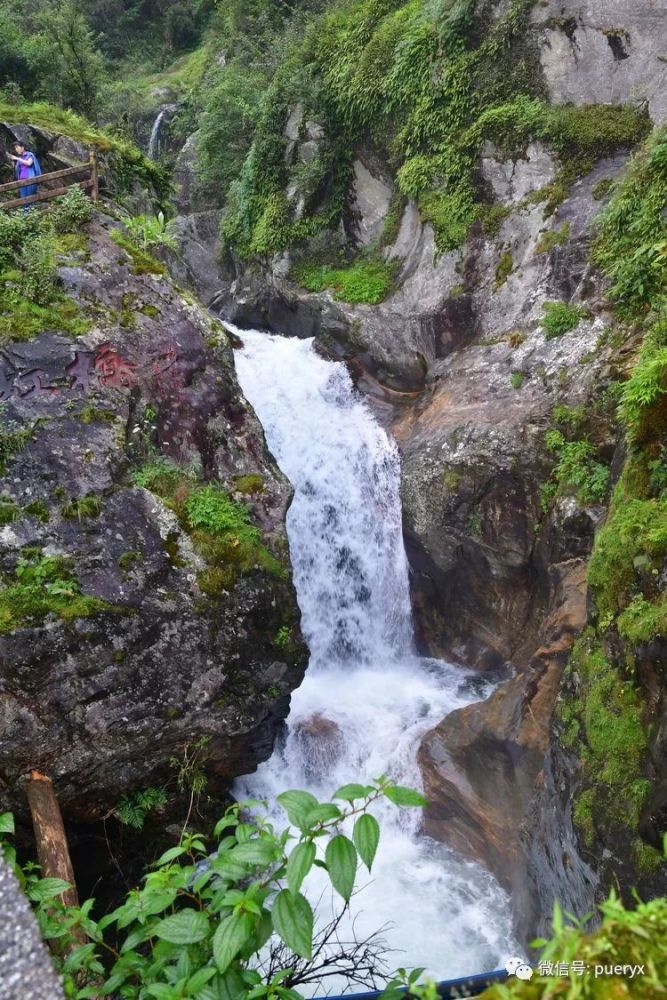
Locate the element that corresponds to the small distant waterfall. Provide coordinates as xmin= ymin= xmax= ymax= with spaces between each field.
xmin=147 ymin=104 xmax=177 ymax=160
xmin=231 ymin=327 xmax=520 ymax=985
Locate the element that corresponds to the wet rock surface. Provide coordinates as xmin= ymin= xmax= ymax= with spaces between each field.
xmin=0 ymin=219 xmax=307 ymax=821
xmin=0 ymin=856 xmax=63 ymax=1000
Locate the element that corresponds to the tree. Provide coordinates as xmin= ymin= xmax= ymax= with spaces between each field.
xmin=35 ymin=1 xmax=107 ymax=118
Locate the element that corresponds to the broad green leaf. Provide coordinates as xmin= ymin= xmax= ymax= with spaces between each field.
xmin=353 ymin=813 xmax=380 ymax=871
xmin=154 ymin=845 xmax=186 ymax=866
xmin=384 ymin=784 xmax=427 ymax=808
xmin=304 ymin=804 xmax=342 ymax=826
xmin=276 ymin=790 xmax=319 ymax=830
xmin=28 ymin=877 xmax=72 ymax=901
xmin=187 ymin=966 xmax=217 ymax=991
xmin=146 ymin=986 xmax=179 ymax=999
xmin=286 ymin=841 xmax=315 ymax=895
xmin=154 ymin=909 xmax=209 ymax=944
xmin=0 ymin=813 xmax=14 ymax=835
xmin=231 ymin=840 xmax=277 ymax=866
xmin=332 ymin=784 xmax=367 ymax=802
xmin=272 ymin=889 xmax=313 ymax=959
xmin=212 ymin=911 xmax=253 ymax=973
xmin=325 ymin=835 xmax=357 ymax=902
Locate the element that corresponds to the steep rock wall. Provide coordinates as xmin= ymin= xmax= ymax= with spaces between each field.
xmin=0 ymin=213 xmax=307 ymax=824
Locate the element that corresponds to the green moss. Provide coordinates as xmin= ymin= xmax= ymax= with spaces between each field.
xmin=541 ymin=300 xmax=587 ymax=339
xmin=509 ymin=371 xmax=524 ymax=389
xmin=534 ymin=221 xmax=570 ymax=255
xmin=378 ymin=194 xmax=406 ymax=249
xmin=494 ymin=250 xmax=513 ymax=288
xmin=617 ymin=594 xmax=667 ymax=644
xmin=24 ymin=499 xmax=50 ymax=523
xmin=291 ymin=257 xmax=397 ymax=304
xmin=139 ymin=303 xmax=161 ymax=318
xmin=79 ymin=405 xmax=116 ymax=424
xmin=131 ymin=460 xmax=283 ymax=591
xmin=0 ymin=285 xmax=90 ymax=343
xmin=588 ymin=490 xmax=667 ymax=616
xmin=233 ymin=473 xmax=265 ymax=495
xmin=572 ymin=789 xmax=595 ymax=848
xmin=0 ymin=419 xmax=34 ymax=473
xmin=561 ymin=633 xmax=649 ymax=841
xmin=110 ymin=229 xmax=166 ymax=276
xmin=481 ymin=203 xmax=511 ymax=239
xmin=592 ymin=177 xmax=614 ymax=201
xmin=118 ymin=550 xmax=142 ymax=572
xmin=0 ymin=498 xmax=20 ymax=525
xmin=633 ymin=838 xmax=663 ymax=875
xmin=442 ymin=468 xmax=461 ymax=491
xmin=0 ymin=553 xmax=118 ymax=633
xmin=61 ymin=494 xmax=103 ymax=520
xmin=54 ymin=232 xmax=90 ymax=258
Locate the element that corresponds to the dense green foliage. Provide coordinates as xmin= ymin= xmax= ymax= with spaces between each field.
xmin=480 ymin=894 xmax=666 ymax=998
xmin=0 ymin=191 xmax=94 ymax=342
xmin=291 ymin=257 xmax=397 ymax=304
xmin=594 ymin=126 xmax=667 ymax=317
xmin=0 ymin=552 xmax=117 ymax=633
xmin=192 ymin=0 xmax=649 ymax=260
xmin=541 ymin=429 xmax=610 ymax=508
xmin=132 ymin=459 xmax=283 ymax=593
xmin=0 ymin=0 xmax=213 ymax=116
xmin=0 ymin=781 xmax=425 ymax=999
xmin=541 ymin=301 xmax=587 ymax=339
xmin=557 ymin=125 xmax=667 ymax=871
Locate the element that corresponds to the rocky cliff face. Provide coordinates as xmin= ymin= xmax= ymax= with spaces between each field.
xmin=166 ymin=0 xmax=666 ymax=945
xmin=0 ymin=209 xmax=307 ymax=824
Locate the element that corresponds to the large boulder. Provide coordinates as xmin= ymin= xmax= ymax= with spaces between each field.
xmin=0 ymin=218 xmax=307 ymax=821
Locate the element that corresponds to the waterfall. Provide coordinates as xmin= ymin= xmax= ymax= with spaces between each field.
xmin=147 ymin=104 xmax=176 ymax=160
xmin=232 ymin=327 xmax=520 ymax=984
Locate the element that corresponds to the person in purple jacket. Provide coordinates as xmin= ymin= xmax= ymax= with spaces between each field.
xmin=8 ymin=143 xmax=42 ymax=205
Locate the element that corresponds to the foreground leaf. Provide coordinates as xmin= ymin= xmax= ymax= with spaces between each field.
xmin=353 ymin=813 xmax=380 ymax=871
xmin=154 ymin=909 xmax=209 ymax=944
xmin=272 ymin=890 xmax=313 ymax=959
xmin=286 ymin=841 xmax=315 ymax=895
xmin=212 ymin=911 xmax=254 ymax=973
xmin=325 ymin=835 xmax=357 ymax=901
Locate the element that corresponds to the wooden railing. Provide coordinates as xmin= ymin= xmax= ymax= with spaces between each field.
xmin=0 ymin=151 xmax=98 ymax=211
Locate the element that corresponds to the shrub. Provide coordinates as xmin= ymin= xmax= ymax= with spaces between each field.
xmin=123 ymin=212 xmax=178 ymax=252
xmin=291 ymin=257 xmax=396 ymax=304
xmin=541 ymin=300 xmax=587 ymax=338
xmin=594 ymin=125 xmax=667 ymax=317
xmin=494 ymin=250 xmax=513 ymax=288
xmin=0 ymin=781 xmax=426 ymax=997
xmin=0 ymin=552 xmax=116 ymax=633
xmin=50 ymin=185 xmax=92 ymax=232
xmin=543 ymin=429 xmax=609 ymax=507
xmin=618 ymin=313 xmax=667 ymax=443
xmin=17 ymin=231 xmax=57 ymax=306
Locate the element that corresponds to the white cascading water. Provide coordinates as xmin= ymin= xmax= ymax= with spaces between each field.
xmin=232 ymin=327 xmax=519 ymax=984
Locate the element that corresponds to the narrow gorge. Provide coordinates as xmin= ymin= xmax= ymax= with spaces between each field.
xmin=0 ymin=0 xmax=665 ymax=995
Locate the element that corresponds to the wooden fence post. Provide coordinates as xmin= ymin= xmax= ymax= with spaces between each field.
xmin=24 ymin=771 xmax=80 ymax=910
xmin=90 ymin=149 xmax=99 ymax=204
